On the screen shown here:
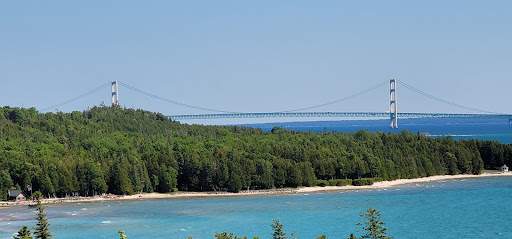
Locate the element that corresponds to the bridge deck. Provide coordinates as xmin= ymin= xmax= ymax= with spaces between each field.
xmin=168 ymin=112 xmax=512 ymax=120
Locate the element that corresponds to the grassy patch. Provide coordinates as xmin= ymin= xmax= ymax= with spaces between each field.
xmin=482 ymin=169 xmax=501 ymax=173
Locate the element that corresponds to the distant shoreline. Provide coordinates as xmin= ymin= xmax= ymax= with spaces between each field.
xmin=2 ymin=172 xmax=511 ymax=207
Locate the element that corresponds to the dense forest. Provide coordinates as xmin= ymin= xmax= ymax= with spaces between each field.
xmin=1 ymin=106 xmax=511 ymax=200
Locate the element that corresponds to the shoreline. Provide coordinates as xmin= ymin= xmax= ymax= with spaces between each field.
xmin=2 ymin=172 xmax=511 ymax=207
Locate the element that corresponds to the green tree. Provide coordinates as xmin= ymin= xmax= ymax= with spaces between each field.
xmin=118 ymin=230 xmax=127 ymax=239
xmin=13 ymin=226 xmax=32 ymax=239
xmin=0 ymin=170 xmax=12 ymax=201
xmin=151 ymin=174 xmax=159 ymax=192
xmin=356 ymin=207 xmax=392 ymax=239
xmin=347 ymin=233 xmax=358 ymax=239
xmin=33 ymin=200 xmax=52 ymax=239
xmin=88 ymin=162 xmax=108 ymax=195
xmin=161 ymin=166 xmax=178 ymax=192
xmin=32 ymin=191 xmax=42 ymax=201
xmin=271 ymin=219 xmax=286 ymax=239
xmin=299 ymin=162 xmax=316 ymax=187
xmin=111 ymin=162 xmax=134 ymax=195
xmin=287 ymin=164 xmax=302 ymax=188
xmin=445 ymin=152 xmax=459 ymax=175
xmin=214 ymin=231 xmax=248 ymax=239
xmin=270 ymin=219 xmax=296 ymax=239
xmin=0 ymin=106 xmax=509 ymax=200
xmin=227 ymin=171 xmax=242 ymax=193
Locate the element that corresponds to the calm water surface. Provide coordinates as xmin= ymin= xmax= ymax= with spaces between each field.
xmin=256 ymin=120 xmax=512 ymax=144
xmin=1 ymin=177 xmax=511 ymax=239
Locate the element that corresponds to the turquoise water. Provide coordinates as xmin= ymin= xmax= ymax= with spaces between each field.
xmin=1 ymin=176 xmax=512 ymax=238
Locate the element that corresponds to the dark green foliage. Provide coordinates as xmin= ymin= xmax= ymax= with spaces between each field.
xmin=445 ymin=152 xmax=459 ymax=175
xmin=372 ymin=178 xmax=383 ymax=183
xmin=352 ymin=178 xmax=374 ymax=186
xmin=327 ymin=179 xmax=352 ymax=186
xmin=161 ymin=166 xmax=178 ymax=192
xmin=271 ymin=219 xmax=286 ymax=239
xmin=31 ymin=191 xmax=42 ymax=201
xmin=270 ymin=219 xmax=297 ymax=239
xmin=355 ymin=207 xmax=393 ymax=239
xmin=316 ymin=180 xmax=328 ymax=187
xmin=0 ymin=106 xmax=509 ymax=199
xmin=79 ymin=161 xmax=107 ymax=196
xmin=13 ymin=226 xmax=32 ymax=239
xmin=316 ymin=235 xmax=328 ymax=239
xmin=0 ymin=170 xmax=12 ymax=201
xmin=227 ymin=171 xmax=242 ymax=193
xmin=33 ymin=200 xmax=52 ymax=239
xmin=347 ymin=233 xmax=358 ymax=239
xmin=215 ymin=232 xmax=248 ymax=239
xmin=299 ymin=162 xmax=316 ymax=187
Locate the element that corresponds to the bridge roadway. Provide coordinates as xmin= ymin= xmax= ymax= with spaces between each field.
xmin=168 ymin=112 xmax=512 ymax=121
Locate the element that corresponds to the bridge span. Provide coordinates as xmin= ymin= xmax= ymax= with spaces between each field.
xmin=168 ymin=112 xmax=512 ymax=121
xmin=42 ymin=80 xmax=510 ymax=128
xmin=163 ymin=78 xmax=511 ymax=127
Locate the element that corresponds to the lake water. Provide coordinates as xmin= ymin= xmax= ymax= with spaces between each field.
xmin=1 ymin=119 xmax=512 ymax=238
xmin=244 ymin=118 xmax=512 ymax=144
xmin=1 ymin=177 xmax=511 ymax=238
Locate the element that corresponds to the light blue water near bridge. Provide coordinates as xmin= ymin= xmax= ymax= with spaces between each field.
xmin=1 ymin=119 xmax=512 ymax=239
xmin=244 ymin=118 xmax=512 ymax=144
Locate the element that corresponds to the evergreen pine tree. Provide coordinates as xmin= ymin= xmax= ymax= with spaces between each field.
xmin=13 ymin=226 xmax=32 ymax=239
xmin=33 ymin=200 xmax=52 ymax=239
xmin=271 ymin=219 xmax=286 ymax=239
xmin=347 ymin=233 xmax=358 ymax=239
xmin=214 ymin=231 xmax=248 ymax=239
xmin=356 ymin=207 xmax=392 ymax=239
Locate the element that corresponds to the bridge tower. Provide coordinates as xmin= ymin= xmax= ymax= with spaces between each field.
xmin=390 ymin=78 xmax=398 ymax=128
xmin=111 ymin=80 xmax=119 ymax=106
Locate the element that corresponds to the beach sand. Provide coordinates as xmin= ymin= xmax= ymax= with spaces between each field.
xmin=2 ymin=172 xmax=511 ymax=207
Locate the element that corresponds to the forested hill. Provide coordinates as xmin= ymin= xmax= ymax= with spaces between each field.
xmin=1 ymin=106 xmax=511 ymax=200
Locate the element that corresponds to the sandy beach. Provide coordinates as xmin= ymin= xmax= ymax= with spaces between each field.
xmin=2 ymin=172 xmax=511 ymax=207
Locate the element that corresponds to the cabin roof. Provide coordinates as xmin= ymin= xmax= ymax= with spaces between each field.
xmin=8 ymin=190 xmax=23 ymax=197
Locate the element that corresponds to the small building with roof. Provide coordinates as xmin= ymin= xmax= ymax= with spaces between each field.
xmin=501 ymin=164 xmax=509 ymax=172
xmin=8 ymin=190 xmax=26 ymax=201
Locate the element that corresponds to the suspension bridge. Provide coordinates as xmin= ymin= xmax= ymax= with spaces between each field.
xmin=42 ymin=79 xmax=512 ymax=128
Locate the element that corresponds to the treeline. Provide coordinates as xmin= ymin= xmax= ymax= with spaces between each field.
xmin=0 ymin=106 xmax=511 ymax=199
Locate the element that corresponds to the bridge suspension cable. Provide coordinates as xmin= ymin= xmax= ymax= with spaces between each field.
xmin=119 ymin=80 xmax=388 ymax=114
xmin=399 ymin=81 xmax=501 ymax=114
xmin=117 ymin=81 xmax=240 ymax=114
xmin=278 ymin=81 xmax=388 ymax=113
xmin=40 ymin=82 xmax=111 ymax=112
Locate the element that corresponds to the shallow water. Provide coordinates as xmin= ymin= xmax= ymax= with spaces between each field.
xmin=1 ymin=176 xmax=511 ymax=238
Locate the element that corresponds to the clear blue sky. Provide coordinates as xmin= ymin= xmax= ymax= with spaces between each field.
xmin=1 ymin=1 xmax=511 ymax=124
